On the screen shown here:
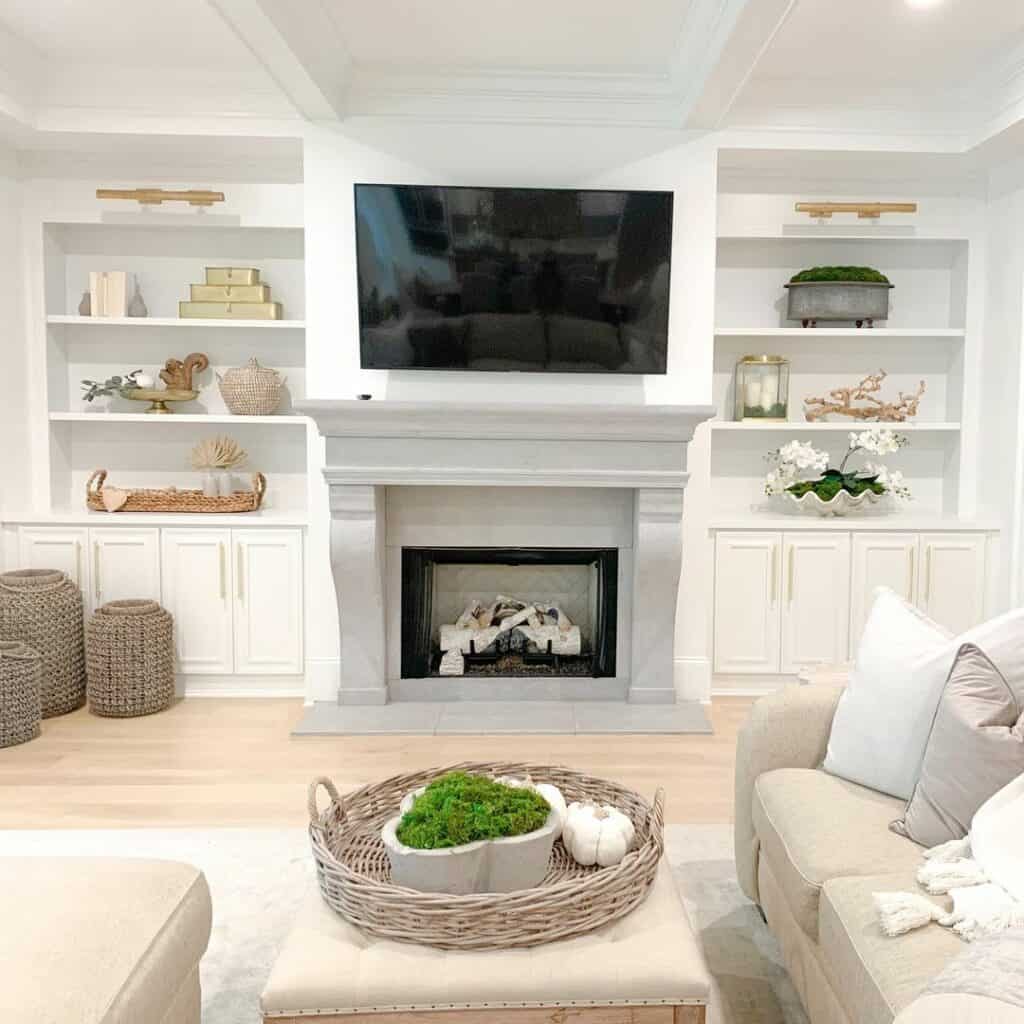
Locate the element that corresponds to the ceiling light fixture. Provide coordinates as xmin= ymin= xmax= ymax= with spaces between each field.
xmin=905 ymin=0 xmax=944 ymax=9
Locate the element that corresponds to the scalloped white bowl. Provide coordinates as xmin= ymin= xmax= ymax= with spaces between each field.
xmin=784 ymin=489 xmax=885 ymax=517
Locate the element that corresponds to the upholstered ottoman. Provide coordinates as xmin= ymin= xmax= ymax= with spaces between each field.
xmin=262 ymin=861 xmax=710 ymax=1023
xmin=0 ymin=858 xmax=212 ymax=1024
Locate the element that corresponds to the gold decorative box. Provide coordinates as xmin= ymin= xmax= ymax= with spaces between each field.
xmin=205 ymin=267 xmax=260 ymax=286
xmin=178 ymin=301 xmax=283 ymax=320
xmin=190 ymin=284 xmax=271 ymax=303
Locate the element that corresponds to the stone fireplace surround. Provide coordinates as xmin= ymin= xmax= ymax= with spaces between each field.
xmin=301 ymin=400 xmax=713 ymax=711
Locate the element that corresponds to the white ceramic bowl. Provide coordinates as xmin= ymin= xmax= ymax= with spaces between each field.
xmin=784 ymin=489 xmax=885 ymax=517
xmin=382 ymin=783 xmax=561 ymax=894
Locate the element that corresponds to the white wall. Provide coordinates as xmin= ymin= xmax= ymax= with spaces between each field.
xmin=301 ymin=121 xmax=719 ymax=701
xmin=981 ymin=159 xmax=1024 ymax=606
xmin=0 ymin=147 xmax=25 ymax=545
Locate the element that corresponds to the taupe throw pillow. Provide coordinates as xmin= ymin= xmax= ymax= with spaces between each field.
xmin=892 ymin=643 xmax=1024 ymax=847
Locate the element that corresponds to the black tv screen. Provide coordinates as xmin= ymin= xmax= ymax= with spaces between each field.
xmin=354 ymin=184 xmax=673 ymax=374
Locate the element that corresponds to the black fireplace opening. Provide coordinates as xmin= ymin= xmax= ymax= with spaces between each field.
xmin=401 ymin=547 xmax=618 ymax=679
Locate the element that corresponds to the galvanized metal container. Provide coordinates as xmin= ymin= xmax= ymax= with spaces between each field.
xmin=784 ymin=280 xmax=893 ymax=327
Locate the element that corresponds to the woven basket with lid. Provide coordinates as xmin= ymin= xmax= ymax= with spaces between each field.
xmin=0 ymin=569 xmax=85 ymax=717
xmin=217 ymin=357 xmax=285 ymax=415
xmin=0 ymin=640 xmax=42 ymax=747
xmin=86 ymin=599 xmax=175 ymax=717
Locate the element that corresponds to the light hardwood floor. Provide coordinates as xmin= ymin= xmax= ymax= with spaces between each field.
xmin=0 ymin=698 xmax=754 ymax=829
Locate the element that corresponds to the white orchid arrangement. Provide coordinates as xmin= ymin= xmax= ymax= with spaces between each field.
xmin=765 ymin=427 xmax=911 ymax=503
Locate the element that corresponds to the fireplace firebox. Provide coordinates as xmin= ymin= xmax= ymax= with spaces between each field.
xmin=401 ymin=547 xmax=618 ymax=679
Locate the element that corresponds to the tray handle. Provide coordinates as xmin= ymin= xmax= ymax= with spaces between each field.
xmin=86 ymin=469 xmax=107 ymax=496
xmin=308 ymin=776 xmax=343 ymax=825
xmin=252 ymin=472 xmax=266 ymax=508
xmin=649 ymin=787 xmax=666 ymax=841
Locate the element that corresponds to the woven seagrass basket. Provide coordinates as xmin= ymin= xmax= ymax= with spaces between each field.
xmin=86 ymin=469 xmax=266 ymax=514
xmin=0 ymin=640 xmax=42 ymax=747
xmin=0 ymin=569 xmax=85 ymax=717
xmin=217 ymin=358 xmax=285 ymax=416
xmin=86 ymin=600 xmax=175 ymax=717
xmin=308 ymin=761 xmax=665 ymax=951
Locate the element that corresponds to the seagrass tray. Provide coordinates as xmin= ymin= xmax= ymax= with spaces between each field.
xmin=86 ymin=469 xmax=266 ymax=514
xmin=308 ymin=761 xmax=665 ymax=951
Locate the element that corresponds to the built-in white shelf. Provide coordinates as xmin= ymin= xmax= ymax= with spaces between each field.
xmin=47 ymin=315 xmax=305 ymax=330
xmin=6 ymin=510 xmax=309 ymax=527
xmin=710 ymin=421 xmax=961 ymax=432
xmin=708 ymin=513 xmax=1000 ymax=532
xmin=714 ymin=327 xmax=965 ymax=339
xmin=717 ymin=232 xmax=970 ymax=243
xmin=50 ymin=412 xmax=308 ymax=426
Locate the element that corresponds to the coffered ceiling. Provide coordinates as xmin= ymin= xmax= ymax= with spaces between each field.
xmin=0 ymin=0 xmax=1021 ymax=162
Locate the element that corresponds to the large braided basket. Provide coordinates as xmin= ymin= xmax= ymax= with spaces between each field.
xmin=0 ymin=640 xmax=42 ymax=747
xmin=308 ymin=761 xmax=665 ymax=951
xmin=0 ymin=569 xmax=85 ymax=717
xmin=86 ymin=600 xmax=175 ymax=717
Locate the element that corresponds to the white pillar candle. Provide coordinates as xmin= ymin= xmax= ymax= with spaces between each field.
xmin=760 ymin=372 xmax=779 ymax=412
xmin=745 ymin=375 xmax=762 ymax=411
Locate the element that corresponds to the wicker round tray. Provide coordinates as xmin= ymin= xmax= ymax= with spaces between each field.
xmin=308 ymin=761 xmax=665 ymax=950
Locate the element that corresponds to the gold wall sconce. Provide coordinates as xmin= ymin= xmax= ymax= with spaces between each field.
xmin=795 ymin=202 xmax=918 ymax=220
xmin=96 ymin=188 xmax=225 ymax=207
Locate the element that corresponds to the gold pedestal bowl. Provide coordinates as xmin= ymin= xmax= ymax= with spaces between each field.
xmin=121 ymin=388 xmax=199 ymax=414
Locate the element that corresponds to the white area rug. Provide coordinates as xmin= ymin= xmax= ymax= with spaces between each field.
xmin=0 ymin=826 xmax=806 ymax=1024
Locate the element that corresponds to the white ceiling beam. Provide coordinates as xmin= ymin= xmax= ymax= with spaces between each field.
xmin=208 ymin=0 xmax=351 ymax=121
xmin=672 ymin=0 xmax=797 ymax=129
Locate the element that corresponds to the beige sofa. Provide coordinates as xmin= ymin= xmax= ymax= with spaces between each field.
xmin=735 ymin=684 xmax=977 ymax=1024
xmin=0 ymin=857 xmax=212 ymax=1023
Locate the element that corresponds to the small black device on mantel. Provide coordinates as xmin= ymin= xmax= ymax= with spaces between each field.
xmin=354 ymin=184 xmax=673 ymax=374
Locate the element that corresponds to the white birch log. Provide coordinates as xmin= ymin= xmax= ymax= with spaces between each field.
xmin=515 ymin=624 xmax=582 ymax=656
xmin=439 ymin=648 xmax=465 ymax=676
xmin=440 ymin=624 xmax=501 ymax=653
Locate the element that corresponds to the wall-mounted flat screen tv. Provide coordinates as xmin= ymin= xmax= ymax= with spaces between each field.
xmin=354 ymin=184 xmax=673 ymax=373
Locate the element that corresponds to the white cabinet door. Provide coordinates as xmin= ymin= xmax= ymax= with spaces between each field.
xmin=781 ymin=533 xmax=851 ymax=675
xmin=90 ymin=529 xmax=161 ymax=609
xmin=714 ymin=532 xmax=782 ymax=674
xmin=233 ymin=529 xmax=303 ymax=675
xmin=849 ymin=533 xmax=919 ymax=656
xmin=919 ymin=533 xmax=987 ymax=635
xmin=161 ymin=530 xmax=234 ymax=675
xmin=18 ymin=527 xmax=89 ymax=595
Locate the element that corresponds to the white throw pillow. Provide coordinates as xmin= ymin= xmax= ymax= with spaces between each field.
xmin=824 ymin=588 xmax=1024 ymax=800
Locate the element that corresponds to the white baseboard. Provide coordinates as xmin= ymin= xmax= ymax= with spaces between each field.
xmin=180 ymin=675 xmax=306 ymax=698
xmin=674 ymin=656 xmax=712 ymax=702
xmin=304 ymin=657 xmax=341 ymax=705
xmin=711 ymin=673 xmax=797 ymax=698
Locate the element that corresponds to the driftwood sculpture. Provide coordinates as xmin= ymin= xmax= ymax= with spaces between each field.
xmin=803 ymin=371 xmax=925 ymax=422
xmin=160 ymin=352 xmax=210 ymax=391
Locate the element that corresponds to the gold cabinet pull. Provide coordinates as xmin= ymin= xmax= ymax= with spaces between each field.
xmin=771 ymin=543 xmax=779 ymax=605
xmin=93 ymin=541 xmax=101 ymax=601
xmin=925 ymin=546 xmax=932 ymax=602
xmin=907 ymin=546 xmax=915 ymax=602
xmin=218 ymin=542 xmax=226 ymax=600
xmin=74 ymin=540 xmax=82 ymax=585
xmin=236 ymin=544 xmax=244 ymax=601
xmin=787 ymin=546 xmax=795 ymax=603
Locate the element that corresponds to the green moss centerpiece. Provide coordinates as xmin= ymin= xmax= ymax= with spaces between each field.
xmin=382 ymin=771 xmax=564 ymax=894
xmin=395 ymin=772 xmax=552 ymax=849
xmin=784 ymin=266 xmax=894 ymax=328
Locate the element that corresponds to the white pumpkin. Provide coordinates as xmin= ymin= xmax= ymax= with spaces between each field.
xmin=562 ymin=801 xmax=636 ymax=867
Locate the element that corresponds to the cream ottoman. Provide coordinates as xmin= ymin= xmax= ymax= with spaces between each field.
xmin=262 ymin=860 xmax=710 ymax=1023
xmin=0 ymin=858 xmax=212 ymax=1024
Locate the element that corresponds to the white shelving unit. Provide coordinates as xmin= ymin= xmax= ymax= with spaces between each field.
xmin=35 ymin=218 xmax=309 ymax=521
xmin=709 ymin=421 xmax=961 ymax=432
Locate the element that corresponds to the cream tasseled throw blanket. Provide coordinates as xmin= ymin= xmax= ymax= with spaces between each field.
xmin=875 ymin=773 xmax=1024 ymax=942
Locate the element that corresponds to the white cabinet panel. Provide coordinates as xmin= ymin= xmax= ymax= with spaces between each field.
xmin=919 ymin=533 xmax=987 ymax=635
xmin=161 ymin=530 xmax=233 ymax=675
xmin=781 ymin=533 xmax=851 ymax=675
xmin=18 ymin=527 xmax=89 ymax=594
xmin=714 ymin=532 xmax=781 ymax=674
xmin=91 ymin=529 xmax=161 ymax=608
xmin=233 ymin=529 xmax=303 ymax=675
xmin=849 ymin=533 xmax=919 ymax=656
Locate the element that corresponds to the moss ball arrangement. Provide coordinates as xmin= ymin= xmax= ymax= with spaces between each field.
xmin=395 ymin=771 xmax=552 ymax=850
xmin=789 ymin=266 xmax=890 ymax=284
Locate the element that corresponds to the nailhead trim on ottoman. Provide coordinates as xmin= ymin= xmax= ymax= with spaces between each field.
xmin=86 ymin=599 xmax=175 ymax=717
xmin=0 ymin=569 xmax=85 ymax=717
xmin=0 ymin=640 xmax=42 ymax=748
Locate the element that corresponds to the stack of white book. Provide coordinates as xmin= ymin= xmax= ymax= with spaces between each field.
xmin=89 ymin=271 xmax=135 ymax=317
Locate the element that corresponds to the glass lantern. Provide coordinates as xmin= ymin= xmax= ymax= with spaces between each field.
xmin=734 ymin=354 xmax=790 ymax=422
